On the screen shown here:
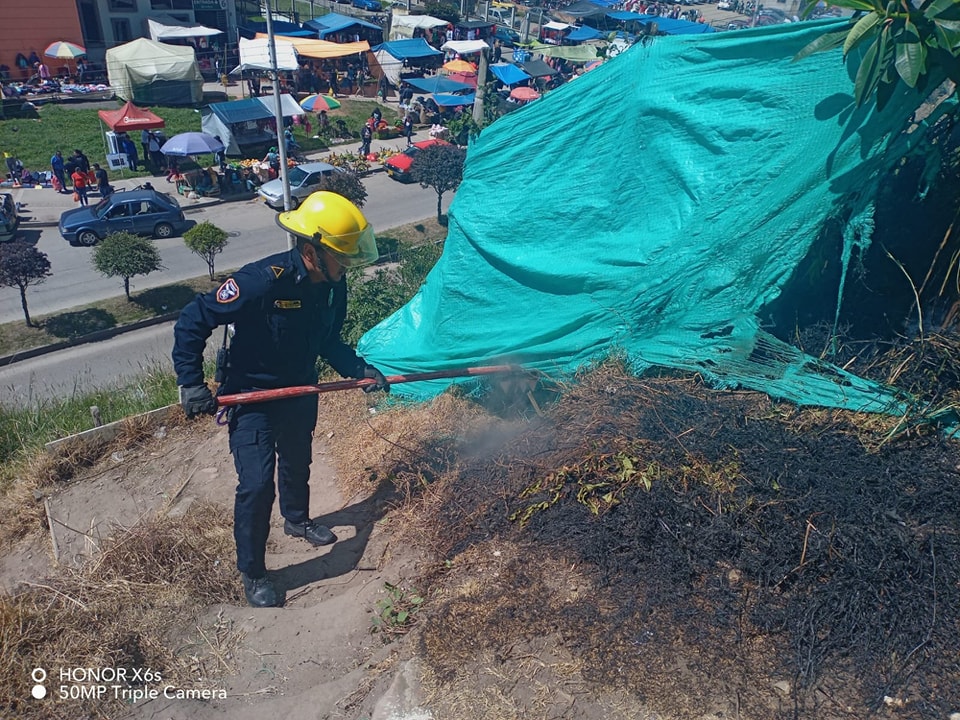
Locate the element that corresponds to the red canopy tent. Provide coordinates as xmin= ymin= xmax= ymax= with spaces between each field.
xmin=97 ymin=101 xmax=166 ymax=131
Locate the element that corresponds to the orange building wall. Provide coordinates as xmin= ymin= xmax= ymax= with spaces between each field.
xmin=0 ymin=0 xmax=83 ymax=81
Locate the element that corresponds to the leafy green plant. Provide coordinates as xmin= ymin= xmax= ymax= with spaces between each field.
xmin=341 ymin=241 xmax=443 ymax=345
xmin=794 ymin=0 xmax=960 ymax=110
xmin=371 ymin=582 xmax=424 ymax=636
xmin=319 ymin=169 xmax=368 ymax=208
xmin=0 ymin=241 xmax=52 ymax=327
xmin=91 ymin=232 xmax=164 ymax=301
xmin=183 ymin=221 xmax=229 ymax=280
xmin=411 ymin=143 xmax=466 ymax=222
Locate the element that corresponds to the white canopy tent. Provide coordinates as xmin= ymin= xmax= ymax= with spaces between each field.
xmin=440 ymin=39 xmax=491 ymax=55
xmin=147 ymin=16 xmax=223 ymax=42
xmin=230 ymin=36 xmax=300 ymax=73
xmin=389 ymin=12 xmax=448 ymax=40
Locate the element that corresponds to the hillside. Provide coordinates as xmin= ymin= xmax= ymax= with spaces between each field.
xmin=2 ymin=331 xmax=959 ymax=720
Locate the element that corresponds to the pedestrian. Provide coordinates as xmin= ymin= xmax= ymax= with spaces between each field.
xmin=36 ymin=61 xmax=50 ymax=82
xmin=214 ymin=136 xmax=227 ymax=172
xmin=360 ymin=122 xmax=373 ymax=157
xmin=70 ymin=166 xmax=89 ymax=206
xmin=76 ymin=57 xmax=87 ymax=84
xmin=171 ymin=191 xmax=389 ymax=608
xmin=403 ymin=113 xmax=414 ymax=147
xmin=120 ymin=134 xmax=139 ymax=171
xmin=263 ymin=146 xmax=280 ymax=177
xmin=141 ymin=128 xmax=151 ymax=168
xmin=148 ymin=132 xmax=163 ymax=175
xmin=50 ymin=149 xmax=67 ymax=193
xmin=73 ymin=148 xmax=90 ymax=174
xmin=93 ymin=162 xmax=113 ymax=197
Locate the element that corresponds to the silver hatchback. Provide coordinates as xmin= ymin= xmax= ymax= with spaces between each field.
xmin=258 ymin=162 xmax=342 ymax=210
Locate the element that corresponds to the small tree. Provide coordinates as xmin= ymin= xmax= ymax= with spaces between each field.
xmin=411 ymin=143 xmax=466 ymax=222
xmin=91 ymin=231 xmax=164 ymax=301
xmin=0 ymin=241 xmax=52 ymax=327
xmin=183 ymin=221 xmax=229 ymax=280
xmin=320 ymin=170 xmax=369 ymax=208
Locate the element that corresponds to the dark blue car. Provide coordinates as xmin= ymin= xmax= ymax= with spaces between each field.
xmin=59 ymin=188 xmax=186 ymax=247
xmin=494 ymin=26 xmax=521 ymax=47
xmin=353 ymin=0 xmax=381 ymax=10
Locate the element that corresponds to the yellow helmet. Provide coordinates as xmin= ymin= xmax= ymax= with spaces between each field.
xmin=276 ymin=191 xmax=379 ymax=267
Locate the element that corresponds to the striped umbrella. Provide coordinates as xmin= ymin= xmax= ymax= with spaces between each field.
xmin=300 ymin=94 xmax=341 ymax=112
xmin=44 ymin=41 xmax=87 ymax=59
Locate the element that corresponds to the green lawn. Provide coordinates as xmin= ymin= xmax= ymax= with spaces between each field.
xmin=0 ymin=97 xmax=401 ymax=182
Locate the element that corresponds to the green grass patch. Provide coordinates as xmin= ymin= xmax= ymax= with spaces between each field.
xmin=0 ymin=98 xmax=401 ymax=180
xmin=0 ymin=364 xmax=179 ymax=471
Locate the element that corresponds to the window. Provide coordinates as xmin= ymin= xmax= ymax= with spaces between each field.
xmin=111 ymin=18 xmax=132 ymax=43
xmin=108 ymin=0 xmax=137 ymax=10
xmin=151 ymin=0 xmax=193 ymax=9
xmin=108 ymin=204 xmax=131 ymax=218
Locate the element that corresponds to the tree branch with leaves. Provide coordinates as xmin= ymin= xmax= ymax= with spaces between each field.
xmin=91 ymin=232 xmax=164 ymax=301
xmin=794 ymin=0 xmax=960 ymax=110
xmin=411 ymin=143 xmax=466 ymax=223
xmin=0 ymin=242 xmax=52 ymax=328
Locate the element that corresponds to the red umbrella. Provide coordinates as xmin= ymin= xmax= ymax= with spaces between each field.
xmin=509 ymin=86 xmax=541 ymax=101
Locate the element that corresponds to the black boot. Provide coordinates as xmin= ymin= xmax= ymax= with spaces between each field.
xmin=241 ymin=573 xmax=279 ymax=607
xmin=284 ymin=519 xmax=337 ymax=546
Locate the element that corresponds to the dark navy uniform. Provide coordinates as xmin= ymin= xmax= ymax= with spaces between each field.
xmin=172 ymin=247 xmax=368 ymax=578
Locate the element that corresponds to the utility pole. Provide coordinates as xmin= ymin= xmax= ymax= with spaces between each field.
xmin=265 ymin=7 xmax=295 ymax=249
xmin=472 ymin=46 xmax=488 ymax=125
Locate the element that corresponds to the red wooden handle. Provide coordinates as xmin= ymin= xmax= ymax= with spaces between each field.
xmin=216 ymin=364 xmax=524 ymax=407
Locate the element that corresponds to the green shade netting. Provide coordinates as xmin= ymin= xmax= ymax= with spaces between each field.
xmin=358 ymin=19 xmax=951 ymax=412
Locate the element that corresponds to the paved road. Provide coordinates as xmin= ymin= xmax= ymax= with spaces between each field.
xmin=0 ymin=323 xmax=192 ymax=409
xmin=0 ymin=166 xmax=451 ymax=325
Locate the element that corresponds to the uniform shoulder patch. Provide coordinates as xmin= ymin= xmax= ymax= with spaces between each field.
xmin=270 ymin=266 xmax=284 ymax=279
xmin=216 ymin=278 xmax=240 ymax=303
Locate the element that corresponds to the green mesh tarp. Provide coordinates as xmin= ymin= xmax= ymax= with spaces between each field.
xmin=358 ymin=19 xmax=949 ymax=411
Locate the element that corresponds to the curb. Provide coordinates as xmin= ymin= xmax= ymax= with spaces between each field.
xmin=0 ymin=311 xmax=181 ymax=368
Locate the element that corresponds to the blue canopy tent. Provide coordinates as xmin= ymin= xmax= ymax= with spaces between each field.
xmin=404 ymin=76 xmax=475 ymax=94
xmin=632 ymin=14 xmax=715 ymax=34
xmin=372 ymin=38 xmax=444 ymax=86
xmin=434 ymin=92 xmax=475 ymax=106
xmin=489 ymin=62 xmax=531 ymax=87
xmin=238 ymin=21 xmax=314 ymax=39
xmin=567 ymin=25 xmax=606 ymax=42
xmin=304 ymin=12 xmax=382 ymax=41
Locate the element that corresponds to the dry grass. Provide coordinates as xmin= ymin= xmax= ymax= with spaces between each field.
xmin=0 ymin=408 xmax=188 ymax=549
xmin=0 ymin=500 xmax=241 ymax=720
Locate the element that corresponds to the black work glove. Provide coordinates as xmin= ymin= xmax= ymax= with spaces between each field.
xmin=362 ymin=365 xmax=390 ymax=394
xmin=179 ymin=384 xmax=217 ymax=418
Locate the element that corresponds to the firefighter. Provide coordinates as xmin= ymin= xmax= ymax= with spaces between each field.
xmin=172 ymin=192 xmax=390 ymax=608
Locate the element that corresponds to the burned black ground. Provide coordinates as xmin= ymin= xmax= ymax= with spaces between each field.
xmin=400 ymin=349 xmax=960 ymax=719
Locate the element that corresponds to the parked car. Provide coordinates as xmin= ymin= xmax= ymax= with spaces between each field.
xmin=494 ymin=26 xmax=522 ymax=47
xmin=58 ymin=188 xmax=186 ymax=247
xmin=384 ymin=139 xmax=452 ymax=183
xmin=353 ymin=0 xmax=381 ymax=10
xmin=258 ymin=162 xmax=343 ymax=209
xmin=717 ymin=0 xmax=734 ymax=9
xmin=0 ymin=192 xmax=20 ymax=242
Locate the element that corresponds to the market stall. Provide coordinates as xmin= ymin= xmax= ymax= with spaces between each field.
xmin=201 ymin=94 xmax=303 ymax=157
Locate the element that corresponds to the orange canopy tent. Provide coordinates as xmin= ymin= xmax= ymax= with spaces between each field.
xmin=97 ymin=101 xmax=166 ymax=131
